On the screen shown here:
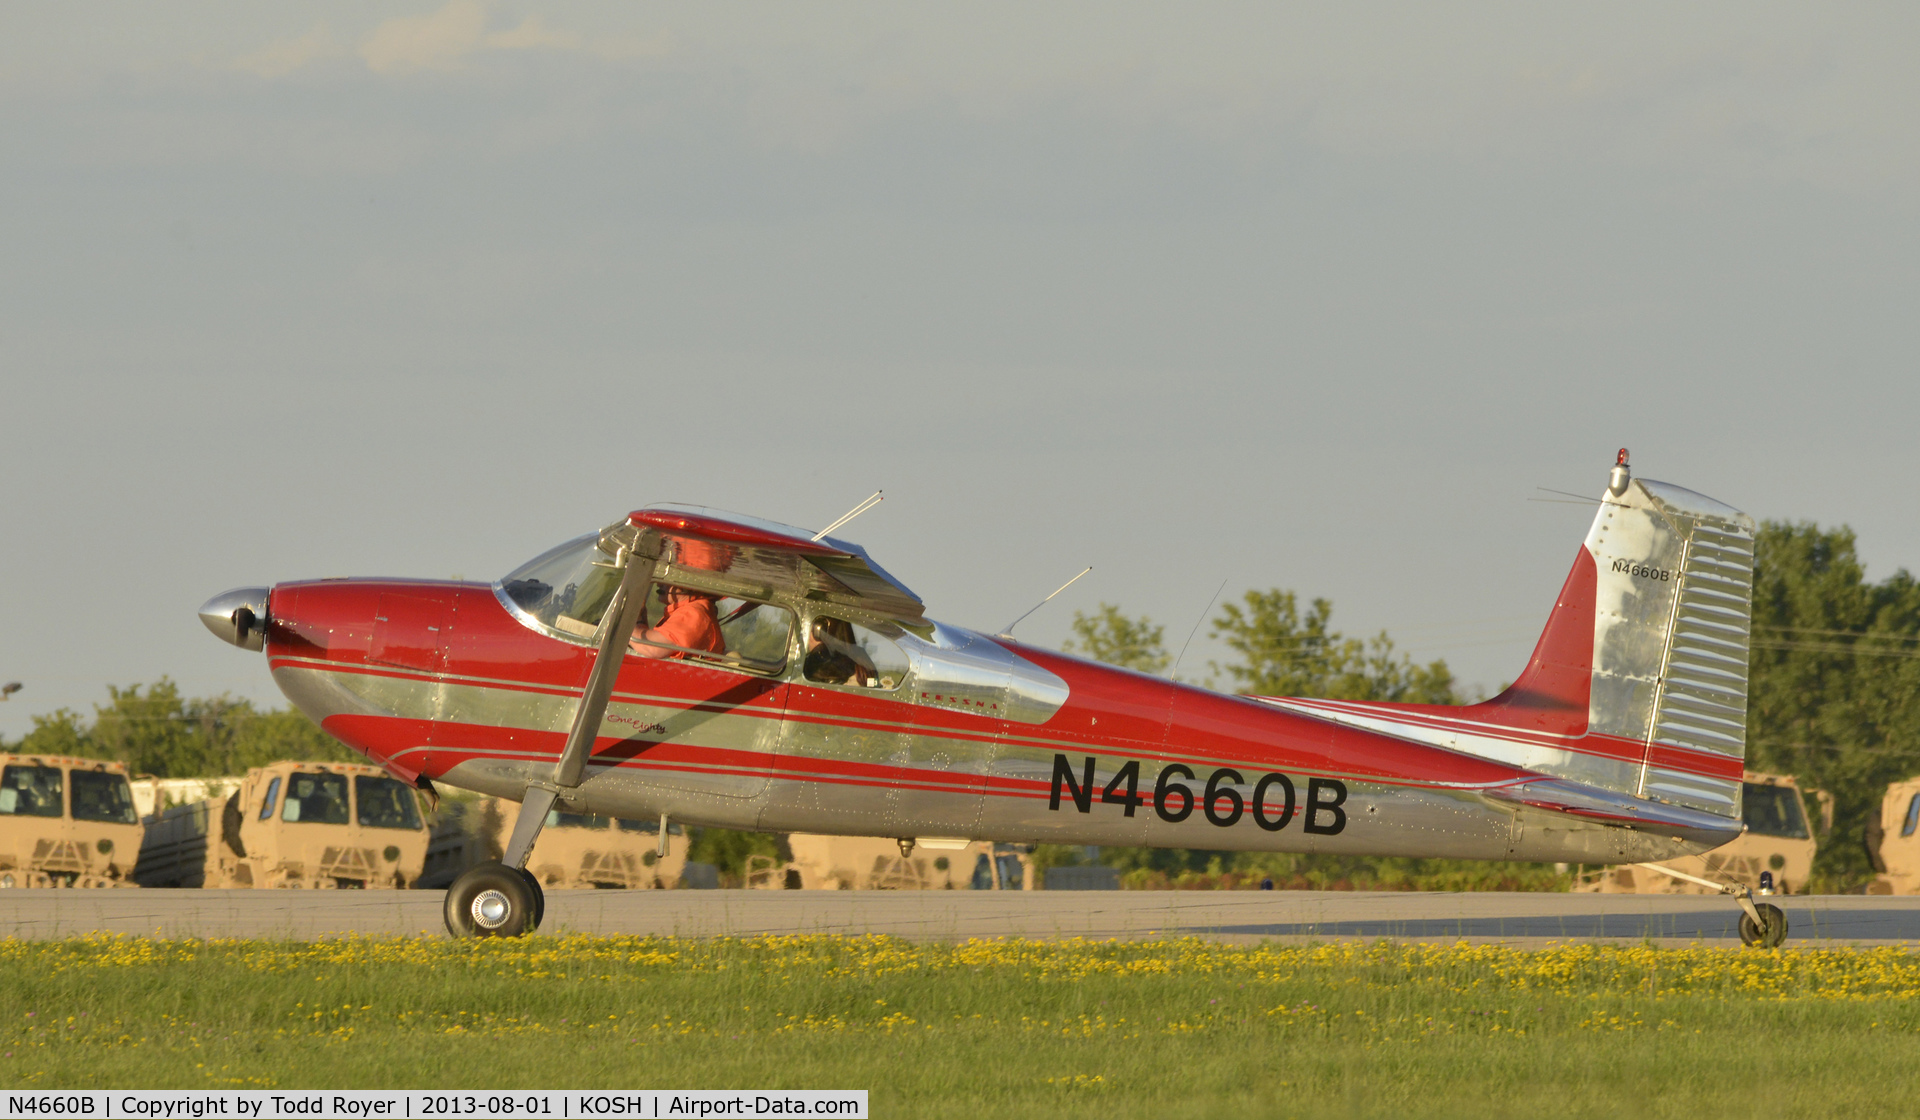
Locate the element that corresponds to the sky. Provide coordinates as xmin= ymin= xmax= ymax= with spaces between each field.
xmin=2 ymin=3 xmax=1917 ymax=738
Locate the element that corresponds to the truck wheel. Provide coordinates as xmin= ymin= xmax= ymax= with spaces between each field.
xmin=1739 ymin=902 xmax=1788 ymax=948
xmin=516 ymin=867 xmax=546 ymax=930
xmin=444 ymin=862 xmax=536 ymax=938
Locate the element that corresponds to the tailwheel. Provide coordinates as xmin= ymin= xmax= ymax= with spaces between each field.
xmin=516 ymin=867 xmax=546 ymax=930
xmin=1739 ymin=902 xmax=1788 ymax=949
xmin=444 ymin=861 xmax=538 ymax=938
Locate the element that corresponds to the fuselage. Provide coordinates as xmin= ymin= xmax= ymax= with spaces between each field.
xmin=263 ymin=575 xmax=1740 ymax=866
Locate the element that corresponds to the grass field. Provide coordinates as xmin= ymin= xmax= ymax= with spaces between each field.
xmin=4 ymin=934 xmax=1920 ymax=1118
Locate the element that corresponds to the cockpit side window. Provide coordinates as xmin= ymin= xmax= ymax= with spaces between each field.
xmin=1903 ymin=793 xmax=1920 ymax=839
xmin=716 ymin=598 xmax=795 ymax=669
xmin=629 ymin=593 xmax=794 ymax=675
xmin=259 ymin=776 xmax=282 ymax=820
xmin=803 ymin=616 xmax=909 ymax=691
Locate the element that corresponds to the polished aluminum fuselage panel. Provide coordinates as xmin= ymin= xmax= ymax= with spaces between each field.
xmin=260 ymin=481 xmax=1750 ymax=874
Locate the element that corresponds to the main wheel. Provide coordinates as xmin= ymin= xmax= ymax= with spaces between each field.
xmin=444 ymin=861 xmax=537 ymax=938
xmin=1739 ymin=902 xmax=1788 ymax=948
xmin=516 ymin=867 xmax=546 ymax=930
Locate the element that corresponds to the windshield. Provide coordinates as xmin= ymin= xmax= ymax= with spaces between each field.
xmin=355 ymin=775 xmax=423 ymax=830
xmin=499 ymin=532 xmax=625 ymax=640
xmin=1743 ymin=783 xmax=1809 ymax=840
xmin=70 ymin=771 xmax=138 ymax=824
xmin=281 ymin=772 xmax=350 ymax=825
xmin=0 ymin=765 xmax=63 ymax=818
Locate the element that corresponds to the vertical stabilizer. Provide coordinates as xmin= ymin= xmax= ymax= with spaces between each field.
xmin=1250 ymin=450 xmax=1756 ymax=820
xmin=1584 ymin=452 xmax=1756 ymax=816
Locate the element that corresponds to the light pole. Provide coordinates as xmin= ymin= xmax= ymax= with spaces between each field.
xmin=0 ymin=682 xmax=20 ymax=700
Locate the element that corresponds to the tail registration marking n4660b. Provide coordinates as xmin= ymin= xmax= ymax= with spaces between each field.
xmin=1047 ymin=753 xmax=1348 ymax=835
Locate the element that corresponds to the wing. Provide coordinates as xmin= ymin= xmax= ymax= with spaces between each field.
xmin=610 ymin=504 xmax=927 ymax=625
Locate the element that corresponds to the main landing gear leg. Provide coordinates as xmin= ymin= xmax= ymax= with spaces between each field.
xmin=444 ymin=787 xmax=557 ymax=939
xmin=442 ymin=524 xmax=662 ymax=939
xmin=1636 ymin=862 xmax=1788 ymax=948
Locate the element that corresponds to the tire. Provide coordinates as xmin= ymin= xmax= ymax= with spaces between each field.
xmin=444 ymin=861 xmax=536 ymax=938
xmin=1739 ymin=902 xmax=1788 ymax=948
xmin=516 ymin=867 xmax=546 ymax=930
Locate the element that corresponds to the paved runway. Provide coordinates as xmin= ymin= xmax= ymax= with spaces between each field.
xmin=6 ymin=889 xmax=1920 ymax=946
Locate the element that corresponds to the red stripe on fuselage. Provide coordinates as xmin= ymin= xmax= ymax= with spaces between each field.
xmin=269 ymin=577 xmax=1557 ymax=800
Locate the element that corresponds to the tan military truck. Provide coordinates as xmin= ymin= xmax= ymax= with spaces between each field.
xmin=1581 ymin=772 xmax=1819 ymax=895
xmin=1868 ymin=779 xmax=1920 ymax=894
xmin=418 ymin=797 xmax=688 ymax=890
xmin=748 ymin=835 xmax=1033 ymax=890
xmin=0 ymin=754 xmax=144 ymax=888
xmin=135 ymin=760 xmax=429 ymax=889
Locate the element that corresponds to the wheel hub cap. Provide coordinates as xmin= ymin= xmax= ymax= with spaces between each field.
xmin=471 ymin=889 xmax=512 ymax=929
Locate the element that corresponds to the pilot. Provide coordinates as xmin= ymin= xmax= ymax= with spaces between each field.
xmin=803 ymin=616 xmax=875 ymax=686
xmin=630 ymin=584 xmax=728 ymax=660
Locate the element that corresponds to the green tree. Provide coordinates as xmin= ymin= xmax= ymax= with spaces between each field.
xmin=686 ymin=828 xmax=788 ymax=886
xmin=1747 ymin=522 xmax=1920 ymax=886
xmin=5 ymin=680 xmax=360 ymax=777
xmin=1209 ymin=589 xmax=1458 ymax=703
xmin=1061 ymin=603 xmax=1170 ymax=675
xmin=87 ymin=680 xmax=201 ymax=776
xmin=14 ymin=709 xmax=91 ymax=756
xmin=226 ymin=708 xmax=359 ymax=771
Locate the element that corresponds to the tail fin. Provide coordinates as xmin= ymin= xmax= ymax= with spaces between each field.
xmin=1252 ymin=451 xmax=1756 ymax=819
xmin=1492 ymin=450 xmax=1756 ymax=815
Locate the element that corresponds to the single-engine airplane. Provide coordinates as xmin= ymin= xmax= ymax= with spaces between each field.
xmin=201 ymin=451 xmax=1783 ymax=943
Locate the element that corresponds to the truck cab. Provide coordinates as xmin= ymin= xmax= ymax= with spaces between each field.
xmin=240 ymin=761 xmax=429 ymax=888
xmin=1870 ymin=779 xmax=1920 ymax=894
xmin=1581 ymin=772 xmax=1819 ymax=895
xmin=0 ymin=754 xmax=143 ymax=888
xmin=138 ymin=759 xmax=430 ymax=889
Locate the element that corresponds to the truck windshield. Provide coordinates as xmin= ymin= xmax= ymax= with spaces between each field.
xmin=546 ymin=809 xmax=609 ymax=829
xmin=0 ymin=765 xmax=63 ymax=818
xmin=281 ymin=772 xmax=350 ymax=824
xmin=498 ymin=532 xmax=625 ymax=641
xmin=70 ymin=771 xmax=138 ymax=824
xmin=1742 ymin=783 xmax=1810 ymax=839
xmin=355 ymin=776 xmax=422 ymax=830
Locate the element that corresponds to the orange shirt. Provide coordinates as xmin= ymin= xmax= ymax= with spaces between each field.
xmin=654 ymin=598 xmax=726 ymax=657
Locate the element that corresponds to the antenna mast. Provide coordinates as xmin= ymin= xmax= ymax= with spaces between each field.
xmin=999 ymin=566 xmax=1092 ymax=638
xmin=813 ymin=490 xmax=883 ymax=542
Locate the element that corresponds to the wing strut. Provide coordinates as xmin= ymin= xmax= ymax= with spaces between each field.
xmin=502 ymin=529 xmax=661 ymax=871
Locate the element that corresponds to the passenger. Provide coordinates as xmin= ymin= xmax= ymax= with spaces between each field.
xmin=630 ymin=585 xmax=727 ymax=660
xmin=803 ymin=617 xmax=875 ymax=686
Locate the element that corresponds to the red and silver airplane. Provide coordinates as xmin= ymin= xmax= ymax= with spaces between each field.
xmin=201 ymin=451 xmax=1781 ymax=943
